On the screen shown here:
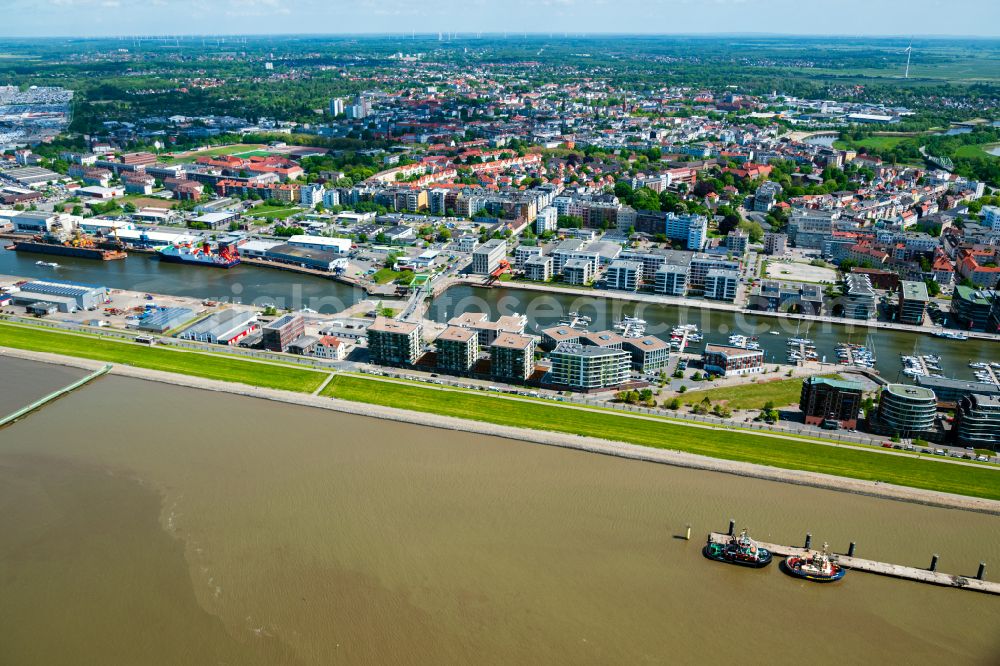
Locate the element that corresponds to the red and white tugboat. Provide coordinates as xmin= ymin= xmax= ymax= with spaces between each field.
xmin=781 ymin=542 xmax=846 ymax=582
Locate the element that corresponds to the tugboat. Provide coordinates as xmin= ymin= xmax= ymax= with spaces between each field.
xmin=781 ymin=543 xmax=846 ymax=582
xmin=704 ymin=529 xmax=773 ymax=568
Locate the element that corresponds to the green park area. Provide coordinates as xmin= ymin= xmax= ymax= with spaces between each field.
xmin=163 ymin=143 xmax=270 ymax=164
xmin=371 ymin=268 xmax=414 ymax=285
xmin=1 ymin=321 xmax=997 ymax=500
xmin=953 ymin=143 xmax=1000 ymax=159
xmin=246 ymin=205 xmax=303 ymax=220
xmin=833 ymin=136 xmax=910 ymax=151
xmin=680 ymin=376 xmax=838 ymax=411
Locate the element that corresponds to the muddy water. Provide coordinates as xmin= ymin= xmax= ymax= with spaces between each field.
xmin=0 ymin=354 xmax=86 ymax=416
xmin=1 ymin=362 xmax=998 ymax=665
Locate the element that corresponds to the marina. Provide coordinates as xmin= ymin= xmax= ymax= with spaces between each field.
xmin=707 ymin=525 xmax=998 ymax=595
xmin=431 ymin=284 xmax=1000 ymax=382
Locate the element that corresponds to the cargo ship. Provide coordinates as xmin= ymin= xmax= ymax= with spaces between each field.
xmin=157 ymin=241 xmax=239 ymax=268
xmin=11 ymin=233 xmax=127 ymax=261
xmin=704 ymin=528 xmax=773 ymax=568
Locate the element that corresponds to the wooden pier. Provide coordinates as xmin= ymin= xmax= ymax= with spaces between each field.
xmin=707 ymin=530 xmax=999 ymax=595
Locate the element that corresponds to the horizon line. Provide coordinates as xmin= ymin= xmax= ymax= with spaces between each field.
xmin=3 ymin=31 xmax=1000 ymax=41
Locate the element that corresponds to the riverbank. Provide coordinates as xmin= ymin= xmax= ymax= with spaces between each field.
xmin=4 ymin=345 xmax=998 ymax=515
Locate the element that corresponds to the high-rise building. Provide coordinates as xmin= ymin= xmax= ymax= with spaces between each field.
xmin=897 ymin=280 xmax=929 ymax=325
xmin=329 ymin=98 xmax=345 ymax=116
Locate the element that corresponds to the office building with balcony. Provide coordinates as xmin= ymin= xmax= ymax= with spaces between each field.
xmin=843 ymin=273 xmax=877 ymax=320
xmin=471 ymin=238 xmax=507 ymax=275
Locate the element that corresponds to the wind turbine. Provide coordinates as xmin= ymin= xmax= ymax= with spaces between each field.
xmin=903 ymin=41 xmax=912 ymax=79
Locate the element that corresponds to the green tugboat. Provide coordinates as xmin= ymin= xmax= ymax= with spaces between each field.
xmin=704 ymin=529 xmax=773 ymax=568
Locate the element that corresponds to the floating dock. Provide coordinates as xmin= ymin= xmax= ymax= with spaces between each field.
xmin=707 ymin=527 xmax=998 ymax=595
xmin=0 ymin=363 xmax=112 ymax=428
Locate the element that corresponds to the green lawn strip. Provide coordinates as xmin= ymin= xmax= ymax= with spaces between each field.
xmin=0 ymin=319 xmax=319 ymax=373
xmin=335 ymin=371 xmax=933 ymax=453
xmin=321 ymin=374 xmax=1000 ymax=500
xmin=372 ymin=268 xmax=414 ymax=284
xmin=680 ymin=375 xmax=841 ymax=410
xmin=0 ymin=323 xmax=325 ymax=393
xmin=250 ymin=207 xmax=302 ymax=220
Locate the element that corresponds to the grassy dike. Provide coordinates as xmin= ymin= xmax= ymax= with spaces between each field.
xmin=2 ymin=321 xmax=998 ymax=501
xmin=0 ymin=322 xmax=326 ymax=393
xmin=321 ymin=376 xmax=1000 ymax=501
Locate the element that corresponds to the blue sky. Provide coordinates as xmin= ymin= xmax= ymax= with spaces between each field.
xmin=2 ymin=0 xmax=998 ymax=38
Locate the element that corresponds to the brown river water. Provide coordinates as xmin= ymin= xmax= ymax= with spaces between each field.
xmin=1 ymin=359 xmax=998 ymax=665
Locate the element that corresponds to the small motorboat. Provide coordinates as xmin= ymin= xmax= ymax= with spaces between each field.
xmin=781 ymin=543 xmax=846 ymax=582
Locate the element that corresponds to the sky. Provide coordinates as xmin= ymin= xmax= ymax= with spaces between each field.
xmin=1 ymin=0 xmax=998 ymax=38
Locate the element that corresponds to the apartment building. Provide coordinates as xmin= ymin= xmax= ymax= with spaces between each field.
xmin=702 ymin=344 xmax=764 ymax=377
xmin=514 ymin=244 xmax=543 ymax=268
xmin=664 ymin=212 xmax=707 ymax=251
xmin=799 ymin=376 xmax=863 ymax=429
xmin=549 ymin=342 xmax=631 ymax=390
xmin=897 ymin=280 xmax=929 ymax=325
xmin=523 ymin=254 xmax=553 ymax=281
xmin=605 ymin=260 xmax=642 ymax=291
xmin=435 ymin=325 xmax=479 ymax=374
xmin=490 ymin=332 xmax=536 ymax=381
xmin=688 ymin=254 xmax=741 ymax=291
xmin=622 ymin=336 xmax=671 ymax=374
xmin=562 ymin=258 xmax=593 ymax=286
xmin=367 ymin=317 xmax=423 ymax=365
xmin=763 ymin=232 xmax=787 ymax=256
xmin=704 ymin=269 xmax=739 ymax=301
xmin=654 ymin=264 xmax=689 ymax=296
